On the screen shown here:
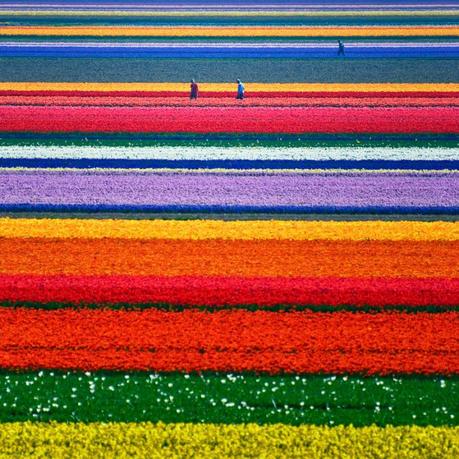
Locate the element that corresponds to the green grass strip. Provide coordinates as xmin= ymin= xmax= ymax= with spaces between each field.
xmin=0 ymin=301 xmax=457 ymax=313
xmin=0 ymin=371 xmax=456 ymax=426
xmin=2 ymin=212 xmax=459 ymax=221
xmin=2 ymin=57 xmax=457 ymax=83
xmin=3 ymin=16 xmax=459 ymax=27
xmin=0 ymin=133 xmax=457 ymax=148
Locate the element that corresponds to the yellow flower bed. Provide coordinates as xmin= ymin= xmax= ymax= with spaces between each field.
xmin=1 ymin=26 xmax=458 ymax=37
xmin=0 ymin=423 xmax=456 ymax=458
xmin=1 ymin=218 xmax=457 ymax=241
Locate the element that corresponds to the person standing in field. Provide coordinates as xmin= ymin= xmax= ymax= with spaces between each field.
xmin=190 ymin=79 xmax=199 ymax=100
xmin=236 ymin=79 xmax=245 ymax=100
xmin=337 ymin=40 xmax=345 ymax=56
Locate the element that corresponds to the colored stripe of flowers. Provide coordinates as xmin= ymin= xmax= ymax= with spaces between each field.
xmin=1 ymin=26 xmax=458 ymax=37
xmin=2 ymin=96 xmax=459 ymax=107
xmin=0 ymin=219 xmax=457 ymax=241
xmin=8 ymin=169 xmax=459 ymax=176
xmin=3 ymin=10 xmax=458 ymax=17
xmin=0 ymin=239 xmax=458 ymax=277
xmin=0 ymin=423 xmax=457 ymax=458
xmin=0 ymin=83 xmax=456 ymax=93
xmin=1 ymin=171 xmax=458 ymax=212
xmin=3 ymin=161 xmax=459 ymax=171
xmin=0 ymin=275 xmax=458 ymax=308
xmin=4 ymin=45 xmax=459 ymax=59
xmin=2 ymin=106 xmax=457 ymax=133
xmin=0 ymin=309 xmax=457 ymax=374
xmin=2 ymin=92 xmax=458 ymax=99
xmin=0 ymin=371 xmax=456 ymax=425
xmin=1 ymin=146 xmax=457 ymax=161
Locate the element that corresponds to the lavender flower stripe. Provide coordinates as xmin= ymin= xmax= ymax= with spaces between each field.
xmin=0 ymin=171 xmax=458 ymax=209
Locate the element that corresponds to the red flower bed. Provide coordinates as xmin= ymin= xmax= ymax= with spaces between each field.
xmin=1 ymin=106 xmax=458 ymax=133
xmin=0 ymin=309 xmax=457 ymax=374
xmin=0 ymin=90 xmax=455 ymax=98
xmin=2 ymin=96 xmax=457 ymax=107
xmin=0 ymin=275 xmax=458 ymax=307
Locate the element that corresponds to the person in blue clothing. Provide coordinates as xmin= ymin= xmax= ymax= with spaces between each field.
xmin=190 ymin=79 xmax=199 ymax=100
xmin=337 ymin=40 xmax=345 ymax=56
xmin=236 ymin=79 xmax=245 ymax=100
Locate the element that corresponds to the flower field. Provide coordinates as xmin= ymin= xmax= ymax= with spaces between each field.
xmin=0 ymin=0 xmax=458 ymax=457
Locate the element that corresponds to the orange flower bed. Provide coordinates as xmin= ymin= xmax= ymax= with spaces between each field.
xmin=0 ymin=238 xmax=457 ymax=278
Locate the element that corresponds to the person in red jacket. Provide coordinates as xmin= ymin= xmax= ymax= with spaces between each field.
xmin=190 ymin=79 xmax=199 ymax=100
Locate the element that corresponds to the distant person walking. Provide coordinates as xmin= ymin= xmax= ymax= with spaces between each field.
xmin=190 ymin=79 xmax=199 ymax=100
xmin=236 ymin=79 xmax=245 ymax=100
xmin=337 ymin=40 xmax=345 ymax=56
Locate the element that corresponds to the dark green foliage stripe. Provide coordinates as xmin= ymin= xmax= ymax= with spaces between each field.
xmin=0 ymin=133 xmax=457 ymax=148
xmin=3 ymin=15 xmax=459 ymax=26
xmin=1 ymin=58 xmax=458 ymax=83
xmin=1 ymin=212 xmax=458 ymax=221
xmin=0 ymin=371 xmax=456 ymax=426
xmin=0 ymin=302 xmax=457 ymax=313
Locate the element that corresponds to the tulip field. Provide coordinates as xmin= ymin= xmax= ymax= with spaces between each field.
xmin=0 ymin=0 xmax=458 ymax=457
